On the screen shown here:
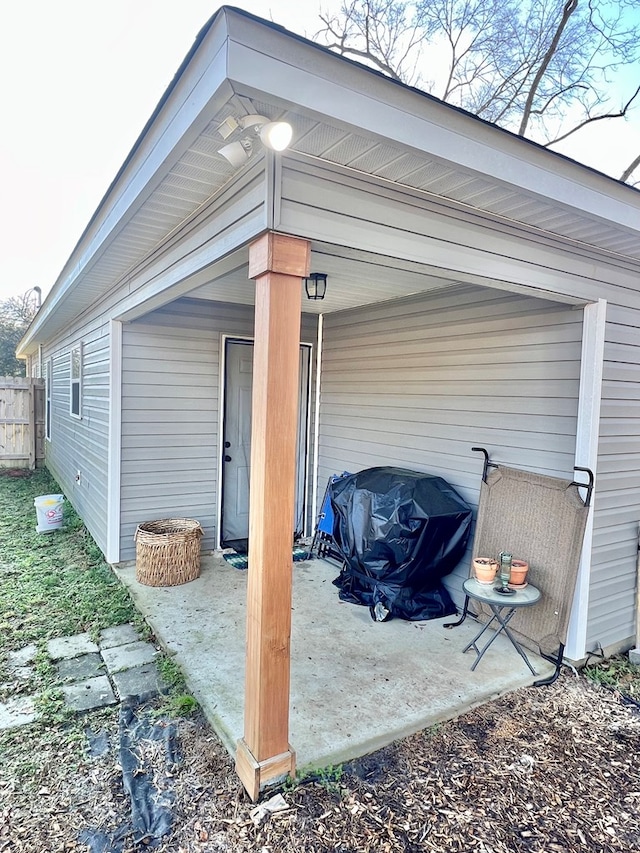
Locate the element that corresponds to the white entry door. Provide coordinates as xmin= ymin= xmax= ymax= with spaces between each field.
xmin=221 ymin=339 xmax=310 ymax=546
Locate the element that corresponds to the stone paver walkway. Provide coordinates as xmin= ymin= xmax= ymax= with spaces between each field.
xmin=0 ymin=624 xmax=167 ymax=730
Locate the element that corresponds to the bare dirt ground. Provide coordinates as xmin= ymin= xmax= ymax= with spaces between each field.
xmin=2 ymin=669 xmax=639 ymax=853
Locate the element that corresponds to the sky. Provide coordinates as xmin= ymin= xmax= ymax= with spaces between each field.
xmin=1 ymin=1 xmax=639 ymax=304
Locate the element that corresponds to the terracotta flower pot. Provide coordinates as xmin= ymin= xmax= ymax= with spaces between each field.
xmin=473 ymin=557 xmax=499 ymax=585
xmin=510 ymin=559 xmax=529 ymax=586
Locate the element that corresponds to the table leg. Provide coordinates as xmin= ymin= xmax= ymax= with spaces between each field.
xmin=497 ymin=619 xmax=537 ymax=676
xmin=462 ymin=608 xmax=510 ymax=669
xmin=463 ymin=604 xmax=537 ymax=675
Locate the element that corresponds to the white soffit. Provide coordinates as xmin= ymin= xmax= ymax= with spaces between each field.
xmin=226 ymin=10 xmax=639 ymax=243
xmin=188 ymin=244 xmax=461 ymax=314
xmin=284 ymin=113 xmax=640 ymax=260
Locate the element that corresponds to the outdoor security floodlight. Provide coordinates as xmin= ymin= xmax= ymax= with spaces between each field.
xmin=259 ymin=121 xmax=293 ymax=151
xmin=217 ymin=112 xmax=293 ymax=166
xmin=217 ymin=116 xmax=240 ymax=139
xmin=218 ymin=139 xmax=253 ymax=168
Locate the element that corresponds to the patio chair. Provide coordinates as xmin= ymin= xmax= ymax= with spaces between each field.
xmin=445 ymin=447 xmax=593 ymax=686
xmin=307 ymin=472 xmax=350 ymax=562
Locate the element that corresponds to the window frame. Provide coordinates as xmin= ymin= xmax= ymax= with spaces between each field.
xmin=70 ymin=344 xmax=82 ymax=419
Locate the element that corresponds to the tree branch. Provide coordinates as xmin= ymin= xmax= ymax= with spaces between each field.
xmin=544 ymin=82 xmax=640 ymax=146
xmin=518 ymin=0 xmax=578 ymax=136
xmin=620 ymin=153 xmax=640 ymax=183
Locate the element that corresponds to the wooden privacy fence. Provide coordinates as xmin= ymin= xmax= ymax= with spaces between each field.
xmin=0 ymin=377 xmax=45 ymax=469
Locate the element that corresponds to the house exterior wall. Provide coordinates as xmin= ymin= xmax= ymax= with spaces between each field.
xmin=317 ymin=285 xmax=584 ymax=604
xmin=42 ymin=319 xmax=111 ymax=553
xmin=588 ymin=303 xmax=640 ymax=651
xmin=119 ymin=298 xmax=318 ymax=561
xmin=36 ymin=163 xmax=270 ymax=561
xmin=280 ymin=157 xmax=640 ymax=655
xmin=30 ymin=147 xmax=639 ymax=654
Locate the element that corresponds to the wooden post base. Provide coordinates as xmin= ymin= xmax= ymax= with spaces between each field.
xmin=235 ymin=737 xmax=296 ymax=802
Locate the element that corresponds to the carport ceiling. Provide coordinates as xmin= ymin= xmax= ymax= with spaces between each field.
xmin=187 ymin=243 xmax=464 ymax=314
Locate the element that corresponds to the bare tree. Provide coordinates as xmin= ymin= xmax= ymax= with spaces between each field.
xmin=317 ymin=0 xmax=640 ymax=182
xmin=0 ymin=291 xmax=40 ymax=376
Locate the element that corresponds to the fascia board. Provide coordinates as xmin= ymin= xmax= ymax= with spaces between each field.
xmin=19 ymin=11 xmax=234 ymax=356
xmin=223 ymin=15 xmax=640 ymax=235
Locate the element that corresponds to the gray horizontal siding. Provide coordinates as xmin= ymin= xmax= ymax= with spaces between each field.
xmin=587 ymin=307 xmax=640 ymax=651
xmin=44 ymin=326 xmax=110 ymax=554
xmin=119 ymin=298 xmax=319 ymax=560
xmin=38 ymin=164 xmax=269 ymax=563
xmin=280 ymin=157 xmax=640 ymax=308
xmin=120 ymin=321 xmax=222 ymax=560
xmin=317 ymin=286 xmax=583 ymax=604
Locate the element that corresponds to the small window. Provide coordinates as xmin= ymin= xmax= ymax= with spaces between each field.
xmin=70 ymin=345 xmax=82 ymax=418
xmin=45 ymin=359 xmax=52 ymax=440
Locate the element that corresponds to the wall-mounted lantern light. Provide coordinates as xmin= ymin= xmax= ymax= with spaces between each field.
xmin=304 ymin=273 xmax=328 ymax=300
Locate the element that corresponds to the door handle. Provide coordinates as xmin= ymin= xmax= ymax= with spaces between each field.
xmin=224 ymin=455 xmax=232 ymax=462
xmin=224 ymin=441 xmax=231 ymax=448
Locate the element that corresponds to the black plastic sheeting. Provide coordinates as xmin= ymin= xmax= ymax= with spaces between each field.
xmin=330 ymin=467 xmax=472 ymax=621
xmin=78 ymin=706 xmax=179 ymax=851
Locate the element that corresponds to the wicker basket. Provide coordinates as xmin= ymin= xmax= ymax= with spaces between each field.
xmin=134 ymin=518 xmax=203 ymax=587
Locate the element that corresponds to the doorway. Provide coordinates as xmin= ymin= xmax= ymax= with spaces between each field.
xmin=221 ymin=338 xmax=311 ymax=548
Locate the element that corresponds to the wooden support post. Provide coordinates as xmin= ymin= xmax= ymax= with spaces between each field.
xmin=236 ymin=232 xmax=310 ymax=801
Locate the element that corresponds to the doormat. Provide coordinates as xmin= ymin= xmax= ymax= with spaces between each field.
xmin=222 ymin=545 xmax=310 ymax=571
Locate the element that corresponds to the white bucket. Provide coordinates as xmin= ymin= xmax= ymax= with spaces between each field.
xmin=34 ymin=494 xmax=64 ymax=533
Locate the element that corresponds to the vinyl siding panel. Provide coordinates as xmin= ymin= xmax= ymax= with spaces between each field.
xmin=588 ymin=308 xmax=640 ymax=651
xmin=119 ymin=314 xmax=229 ymax=560
xmin=119 ymin=299 xmax=318 ymax=560
xmin=43 ymin=322 xmax=110 ymax=553
xmin=317 ymin=286 xmax=583 ymax=604
xmin=281 ymin=158 xmax=640 ymax=308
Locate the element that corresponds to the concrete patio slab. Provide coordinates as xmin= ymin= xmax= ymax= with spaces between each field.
xmin=47 ymin=633 xmax=99 ymax=660
xmin=114 ymin=553 xmax=555 ymax=771
xmin=101 ymin=641 xmax=158 ymax=674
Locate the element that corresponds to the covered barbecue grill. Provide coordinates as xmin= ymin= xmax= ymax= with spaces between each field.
xmin=330 ymin=466 xmax=472 ymax=621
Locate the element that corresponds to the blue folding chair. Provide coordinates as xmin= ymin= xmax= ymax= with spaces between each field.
xmin=308 ymin=472 xmax=350 ymax=561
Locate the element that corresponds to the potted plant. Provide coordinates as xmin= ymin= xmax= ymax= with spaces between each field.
xmin=473 ymin=557 xmax=499 ymax=584
xmin=510 ymin=559 xmax=529 ymax=587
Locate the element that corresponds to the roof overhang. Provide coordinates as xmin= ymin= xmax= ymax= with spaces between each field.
xmin=18 ymin=5 xmax=640 ymax=356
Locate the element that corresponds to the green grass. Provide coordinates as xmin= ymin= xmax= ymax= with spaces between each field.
xmin=0 ymin=469 xmax=137 ymax=649
xmin=584 ymin=654 xmax=640 ymax=701
xmin=154 ymin=655 xmax=200 ymax=717
xmin=0 ymin=466 xmax=200 ymax=789
xmin=157 ymin=655 xmax=188 ymax=691
xmin=283 ymin=762 xmax=344 ymax=794
xmin=0 ymin=468 xmax=138 ymax=697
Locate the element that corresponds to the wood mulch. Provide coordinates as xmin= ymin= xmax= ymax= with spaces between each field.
xmin=1 ymin=671 xmax=639 ymax=852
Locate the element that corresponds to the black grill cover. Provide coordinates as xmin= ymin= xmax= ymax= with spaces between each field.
xmin=330 ymin=466 xmax=472 ymax=621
